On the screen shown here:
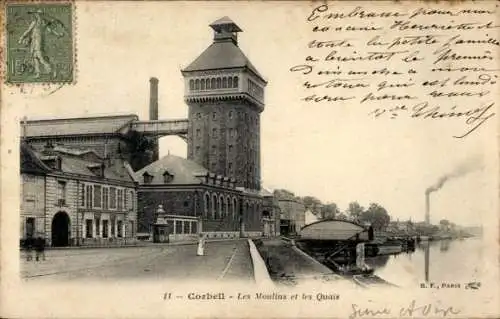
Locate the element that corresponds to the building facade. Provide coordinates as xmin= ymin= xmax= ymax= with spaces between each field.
xmin=277 ymin=197 xmax=306 ymax=236
xmin=20 ymin=142 xmax=138 ymax=247
xmin=134 ymin=154 xmax=266 ymax=240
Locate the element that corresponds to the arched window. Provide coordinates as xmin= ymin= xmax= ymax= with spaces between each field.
xmin=229 ymin=111 xmax=233 ymax=119
xmin=233 ymin=76 xmax=239 ymax=88
xmin=195 ymin=79 xmax=200 ymax=90
xmin=211 ymin=78 xmax=216 ymax=89
xmin=201 ymin=79 xmax=205 ymax=90
xmin=225 ymin=197 xmax=230 ymax=218
xmin=219 ymin=195 xmax=225 ymax=219
xmin=189 ymin=79 xmax=194 ymax=91
xmin=206 ymin=78 xmax=211 ymax=89
xmin=216 ymin=78 xmax=222 ymax=89
xmin=204 ymin=193 xmax=210 ymax=218
xmin=211 ymin=194 xmax=217 ymax=219
xmin=228 ymin=77 xmax=233 ymax=88
xmin=222 ymin=77 xmax=227 ymax=88
xmin=245 ymin=202 xmax=249 ymax=220
xmin=232 ymin=198 xmax=238 ymax=219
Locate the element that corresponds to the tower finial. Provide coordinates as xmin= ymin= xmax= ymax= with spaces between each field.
xmin=210 ymin=16 xmax=242 ymax=45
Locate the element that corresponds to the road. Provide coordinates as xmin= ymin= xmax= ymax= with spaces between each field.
xmin=21 ymin=240 xmax=254 ymax=283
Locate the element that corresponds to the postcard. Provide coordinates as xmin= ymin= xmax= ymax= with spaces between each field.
xmin=1 ymin=1 xmax=499 ymax=318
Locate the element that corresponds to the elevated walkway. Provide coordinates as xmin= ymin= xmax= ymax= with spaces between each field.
xmin=129 ymin=119 xmax=188 ymax=138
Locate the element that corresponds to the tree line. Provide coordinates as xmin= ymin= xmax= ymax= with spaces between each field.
xmin=273 ymin=189 xmax=391 ymax=231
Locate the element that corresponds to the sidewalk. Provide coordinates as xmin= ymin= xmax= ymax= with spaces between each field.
xmin=21 ymin=239 xmax=255 ymax=281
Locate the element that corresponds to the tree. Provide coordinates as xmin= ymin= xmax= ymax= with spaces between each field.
xmin=346 ymin=201 xmax=364 ymax=221
xmin=273 ymin=189 xmax=295 ymax=199
xmin=301 ymin=196 xmax=322 ymax=210
xmin=122 ymin=130 xmax=157 ymax=171
xmin=321 ymin=203 xmax=339 ymax=219
xmin=359 ymin=203 xmax=391 ymax=231
xmin=336 ymin=212 xmax=348 ymax=220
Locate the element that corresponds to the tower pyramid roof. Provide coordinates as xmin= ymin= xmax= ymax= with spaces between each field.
xmin=182 ymin=17 xmax=265 ymax=82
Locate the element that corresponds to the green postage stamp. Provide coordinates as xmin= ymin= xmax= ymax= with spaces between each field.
xmin=5 ymin=2 xmax=74 ymax=83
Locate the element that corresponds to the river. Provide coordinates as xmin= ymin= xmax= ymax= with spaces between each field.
xmin=364 ymin=238 xmax=484 ymax=287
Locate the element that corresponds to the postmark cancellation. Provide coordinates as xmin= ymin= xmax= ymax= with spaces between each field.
xmin=5 ymin=2 xmax=74 ymax=84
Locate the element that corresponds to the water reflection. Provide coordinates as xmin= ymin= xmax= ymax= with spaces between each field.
xmin=363 ymin=238 xmax=483 ymax=287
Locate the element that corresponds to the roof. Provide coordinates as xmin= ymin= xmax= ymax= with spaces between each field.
xmin=209 ymin=16 xmax=242 ymax=32
xmin=53 ymin=154 xmax=134 ymax=182
xmin=183 ymin=40 xmax=265 ymax=81
xmin=134 ymin=154 xmax=209 ymax=185
xmin=20 ymin=142 xmax=51 ymax=174
xmin=21 ymin=143 xmax=135 ymax=183
xmin=23 ymin=114 xmax=138 ymax=138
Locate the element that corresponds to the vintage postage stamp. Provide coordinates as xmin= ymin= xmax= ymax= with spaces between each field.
xmin=5 ymin=2 xmax=74 ymax=83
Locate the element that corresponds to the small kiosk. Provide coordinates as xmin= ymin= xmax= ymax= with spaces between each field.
xmin=153 ymin=205 xmax=170 ymax=243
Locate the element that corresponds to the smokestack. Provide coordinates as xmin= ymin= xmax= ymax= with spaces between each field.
xmin=149 ymin=77 xmax=159 ymax=120
xmin=425 ymin=192 xmax=430 ymax=224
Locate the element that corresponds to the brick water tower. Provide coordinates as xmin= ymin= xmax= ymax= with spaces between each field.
xmin=181 ymin=17 xmax=267 ymax=191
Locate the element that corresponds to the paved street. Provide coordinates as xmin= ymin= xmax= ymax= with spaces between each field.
xmin=21 ymin=240 xmax=254 ymax=283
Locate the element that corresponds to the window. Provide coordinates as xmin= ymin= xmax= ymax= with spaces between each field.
xmin=25 ymin=217 xmax=35 ymax=238
xmin=229 ymin=128 xmax=234 ymax=138
xmin=143 ymin=172 xmax=153 ymax=184
xmin=93 ymin=185 xmax=102 ymax=208
xmin=129 ymin=191 xmax=134 ymax=210
xmin=117 ymin=189 xmax=123 ymax=210
xmin=189 ymin=79 xmax=194 ymax=91
xmin=86 ymin=219 xmax=93 ymax=238
xmin=103 ymin=187 xmax=109 ymax=210
xmin=195 ymin=79 xmax=200 ymax=90
xmin=212 ymin=145 xmax=216 ymax=152
xmin=229 ymin=162 xmax=233 ymax=171
xmin=212 ymin=128 xmax=217 ymax=137
xmin=102 ymin=220 xmax=109 ymax=238
xmin=163 ymin=172 xmax=174 ymax=184
xmin=212 ymin=112 xmax=216 ymax=120
xmin=195 ymin=146 xmax=200 ymax=155
xmin=222 ymin=77 xmax=227 ymax=88
xmin=191 ymin=221 xmax=197 ymax=234
xmin=123 ymin=190 xmax=129 ymax=210
xmin=175 ymin=221 xmax=183 ymax=234
xmin=229 ymin=111 xmax=233 ymax=119
xmin=211 ymin=162 xmax=216 ymax=171
xmin=117 ymin=220 xmax=123 ymax=237
xmin=228 ymin=77 xmax=233 ymax=88
xmin=212 ymin=194 xmax=217 ymax=219
xmin=57 ymin=181 xmax=66 ymax=205
xmin=216 ymin=78 xmax=221 ymax=89
xmin=79 ymin=184 xmax=85 ymax=207
xmin=111 ymin=217 xmax=116 ymax=237
xmin=201 ymin=79 xmax=205 ymax=90
xmin=196 ymin=128 xmax=201 ymax=137
xmin=228 ymin=144 xmax=233 ymax=153
xmin=233 ymin=76 xmax=239 ymax=88
xmin=206 ymin=78 xmax=211 ymax=89
xmin=183 ymin=221 xmax=190 ymax=234
xmin=85 ymin=185 xmax=93 ymax=208
xmin=183 ymin=201 xmax=189 ymax=207
xmin=110 ymin=187 xmax=117 ymax=209
xmin=95 ymin=218 xmax=101 ymax=237
xmin=204 ymin=193 xmax=210 ymax=217
xmin=211 ymin=78 xmax=216 ymax=88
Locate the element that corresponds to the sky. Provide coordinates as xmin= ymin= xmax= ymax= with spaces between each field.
xmin=3 ymin=1 xmax=498 ymax=227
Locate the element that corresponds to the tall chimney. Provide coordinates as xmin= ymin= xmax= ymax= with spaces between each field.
xmin=425 ymin=192 xmax=430 ymax=224
xmin=149 ymin=77 xmax=159 ymax=120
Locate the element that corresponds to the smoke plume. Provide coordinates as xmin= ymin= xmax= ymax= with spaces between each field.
xmin=426 ymin=155 xmax=483 ymax=195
